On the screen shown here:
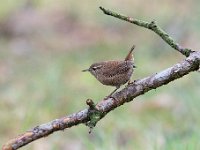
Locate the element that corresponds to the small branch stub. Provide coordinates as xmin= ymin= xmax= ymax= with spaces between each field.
xmin=86 ymin=99 xmax=102 ymax=133
xmin=86 ymin=99 xmax=96 ymax=110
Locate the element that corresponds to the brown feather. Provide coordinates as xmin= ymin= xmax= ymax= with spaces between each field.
xmin=125 ymin=45 xmax=135 ymax=61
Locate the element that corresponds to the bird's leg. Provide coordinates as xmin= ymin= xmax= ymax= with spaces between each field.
xmin=104 ymin=86 xmax=120 ymax=100
xmin=109 ymin=87 xmax=119 ymax=96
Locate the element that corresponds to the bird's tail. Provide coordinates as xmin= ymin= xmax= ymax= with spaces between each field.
xmin=125 ymin=45 xmax=135 ymax=61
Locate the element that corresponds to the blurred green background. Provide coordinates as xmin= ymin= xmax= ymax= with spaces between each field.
xmin=0 ymin=0 xmax=200 ymax=149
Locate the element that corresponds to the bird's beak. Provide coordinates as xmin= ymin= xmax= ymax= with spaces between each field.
xmin=133 ymin=65 xmax=137 ymax=68
xmin=82 ymin=69 xmax=90 ymax=72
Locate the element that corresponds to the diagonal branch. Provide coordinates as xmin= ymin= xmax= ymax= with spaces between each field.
xmin=2 ymin=7 xmax=200 ymax=150
xmin=99 ymin=6 xmax=192 ymax=57
xmin=3 ymin=51 xmax=200 ymax=150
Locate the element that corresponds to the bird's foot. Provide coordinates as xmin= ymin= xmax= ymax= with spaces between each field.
xmin=103 ymin=95 xmax=116 ymax=101
xmin=128 ymin=80 xmax=132 ymax=85
xmin=125 ymin=79 xmax=138 ymax=87
xmin=104 ymin=94 xmax=114 ymax=100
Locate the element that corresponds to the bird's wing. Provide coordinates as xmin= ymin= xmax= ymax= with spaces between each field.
xmin=101 ymin=61 xmax=132 ymax=77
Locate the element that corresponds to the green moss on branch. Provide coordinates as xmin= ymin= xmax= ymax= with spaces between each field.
xmin=99 ymin=6 xmax=192 ymax=57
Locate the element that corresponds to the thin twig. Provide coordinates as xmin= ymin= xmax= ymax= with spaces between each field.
xmin=99 ymin=6 xmax=192 ymax=57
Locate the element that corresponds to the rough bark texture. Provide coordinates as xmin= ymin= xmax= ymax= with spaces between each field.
xmin=2 ymin=7 xmax=200 ymax=150
xmin=3 ymin=51 xmax=200 ymax=150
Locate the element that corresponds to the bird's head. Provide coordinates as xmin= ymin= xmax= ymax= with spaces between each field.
xmin=82 ymin=63 xmax=103 ymax=77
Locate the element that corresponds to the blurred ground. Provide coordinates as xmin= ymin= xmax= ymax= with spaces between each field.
xmin=0 ymin=0 xmax=200 ymax=150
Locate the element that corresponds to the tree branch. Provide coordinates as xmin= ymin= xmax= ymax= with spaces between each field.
xmin=3 ymin=7 xmax=200 ymax=150
xmin=99 ymin=6 xmax=192 ymax=57
xmin=3 ymin=51 xmax=200 ymax=150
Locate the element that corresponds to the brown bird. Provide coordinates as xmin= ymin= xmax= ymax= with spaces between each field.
xmin=82 ymin=45 xmax=136 ymax=96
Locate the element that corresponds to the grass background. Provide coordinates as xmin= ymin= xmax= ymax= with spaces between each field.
xmin=0 ymin=0 xmax=200 ymax=149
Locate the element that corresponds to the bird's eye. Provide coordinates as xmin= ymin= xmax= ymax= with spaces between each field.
xmin=92 ymin=65 xmax=102 ymax=71
xmin=92 ymin=67 xmax=97 ymax=70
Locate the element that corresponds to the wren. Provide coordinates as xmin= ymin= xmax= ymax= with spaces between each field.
xmin=82 ymin=45 xmax=136 ymax=96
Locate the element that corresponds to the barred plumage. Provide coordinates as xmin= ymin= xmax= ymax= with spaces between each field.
xmin=83 ymin=45 xmax=136 ymax=96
